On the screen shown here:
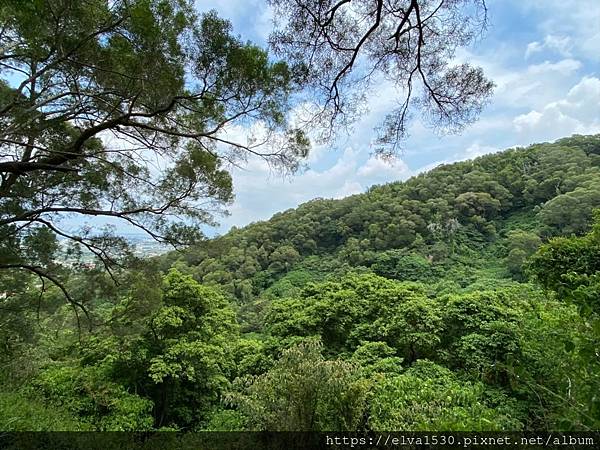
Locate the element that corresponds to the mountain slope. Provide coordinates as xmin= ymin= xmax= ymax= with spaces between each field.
xmin=162 ymin=134 xmax=600 ymax=303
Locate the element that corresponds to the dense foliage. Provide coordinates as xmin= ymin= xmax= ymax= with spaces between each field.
xmin=0 ymin=0 xmax=309 ymax=307
xmin=1 ymin=135 xmax=600 ymax=432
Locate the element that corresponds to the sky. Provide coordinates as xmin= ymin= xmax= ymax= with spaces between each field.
xmin=190 ymin=0 xmax=600 ymax=235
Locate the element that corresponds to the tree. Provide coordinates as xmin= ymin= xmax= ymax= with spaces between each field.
xmin=537 ymin=182 xmax=600 ymax=236
xmin=439 ymin=289 xmax=524 ymax=385
xmin=455 ymin=191 xmax=501 ymax=220
xmin=505 ymin=230 xmax=541 ymax=278
xmin=528 ymin=211 xmax=600 ymax=428
xmin=267 ymin=244 xmax=300 ymax=273
xmin=266 ymin=273 xmax=442 ymax=360
xmin=268 ymin=0 xmax=494 ymax=155
xmin=133 ymin=269 xmax=238 ymax=427
xmin=368 ymin=360 xmax=522 ymax=431
xmin=372 ymin=250 xmax=432 ymax=281
xmin=529 ymin=211 xmax=600 ymax=313
xmin=0 ymin=0 xmax=308 ymax=306
xmin=225 ymin=340 xmax=368 ymax=431
xmin=1 ymin=0 xmax=503 ymax=311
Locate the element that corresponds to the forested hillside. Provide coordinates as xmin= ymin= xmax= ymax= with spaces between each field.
xmin=160 ymin=134 xmax=600 ymax=301
xmin=2 ymin=135 xmax=600 ymax=432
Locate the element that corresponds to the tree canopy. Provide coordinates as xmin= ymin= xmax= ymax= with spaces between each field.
xmin=0 ymin=0 xmax=308 ymax=300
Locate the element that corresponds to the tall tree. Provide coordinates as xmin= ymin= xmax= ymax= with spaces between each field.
xmin=0 ymin=0 xmax=308 ymax=302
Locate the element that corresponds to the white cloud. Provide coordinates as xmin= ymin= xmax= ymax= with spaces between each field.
xmin=492 ymin=59 xmax=583 ymax=110
xmin=527 ymin=59 xmax=582 ymax=76
xmin=516 ymin=0 xmax=600 ymax=62
xmin=416 ymin=160 xmax=446 ymax=174
xmin=461 ymin=143 xmax=501 ymax=159
xmin=525 ymin=35 xmax=573 ymax=59
xmin=356 ymin=156 xmax=411 ymax=181
xmin=454 ymin=45 xmax=583 ymax=112
xmin=513 ymin=76 xmax=600 ymax=141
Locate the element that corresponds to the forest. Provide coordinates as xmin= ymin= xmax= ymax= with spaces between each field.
xmin=2 ymin=134 xmax=600 ymax=432
xmin=1 ymin=0 xmax=600 ymax=441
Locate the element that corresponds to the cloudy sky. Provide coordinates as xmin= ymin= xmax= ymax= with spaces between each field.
xmin=191 ymin=0 xmax=600 ymax=234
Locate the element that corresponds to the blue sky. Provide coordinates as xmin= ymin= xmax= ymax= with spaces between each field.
xmin=191 ymin=0 xmax=600 ymax=234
